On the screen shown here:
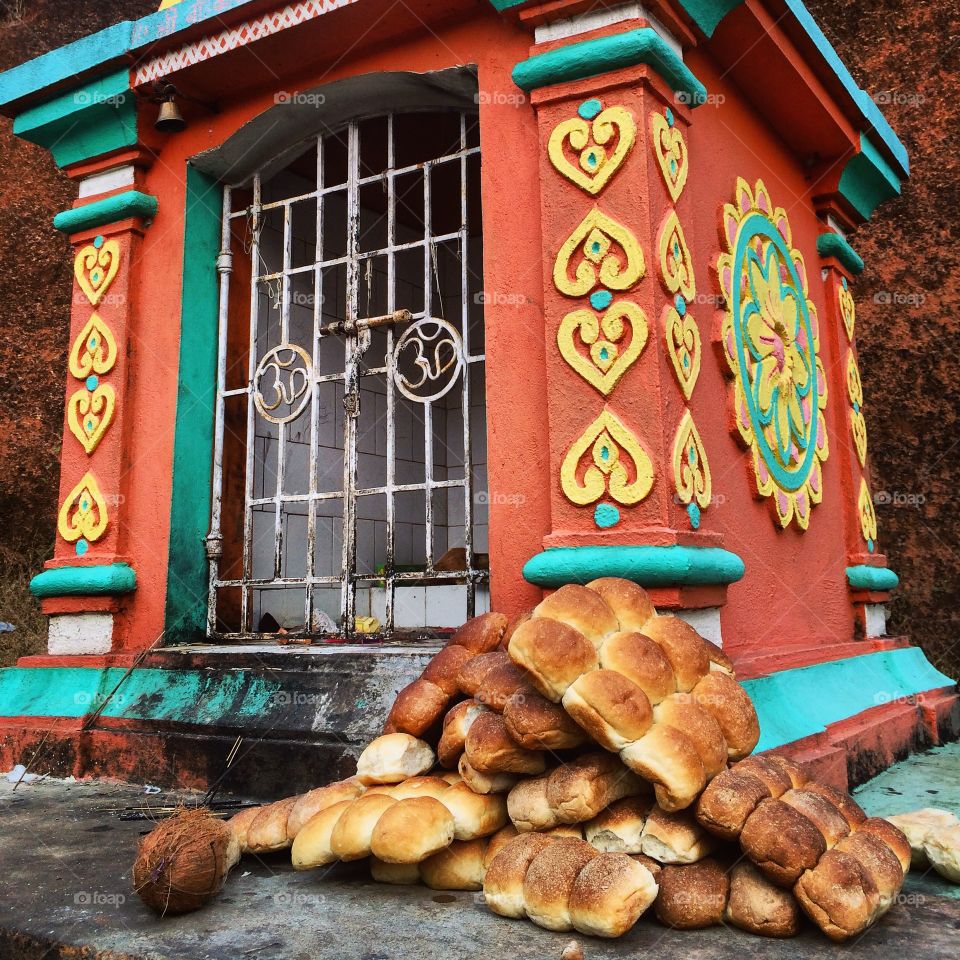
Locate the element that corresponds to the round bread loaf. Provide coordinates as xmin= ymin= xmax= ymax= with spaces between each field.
xmin=370 ymin=858 xmax=421 ymax=885
xmin=598 ymin=631 xmax=676 ymax=705
xmin=703 ymin=638 xmax=736 ymax=676
xmin=620 ymin=724 xmax=706 ymax=812
xmin=383 ymin=678 xmax=449 ymax=738
xmin=652 ymin=693 xmax=727 ymax=779
xmin=569 ymin=853 xmax=659 ymax=937
xmin=690 ymin=672 xmax=760 ymax=760
xmin=654 ymin=859 xmax=730 ymax=929
xmin=804 ymin=783 xmax=867 ymax=830
xmin=389 ymin=776 xmax=451 ymax=802
xmin=856 ymin=817 xmax=912 ymax=874
xmin=740 ymin=797 xmax=827 ymax=886
xmin=508 ymin=773 xmax=561 ymax=833
xmin=456 ymin=652 xmax=508 ymax=697
xmin=508 ymin=617 xmax=599 ymax=702
xmin=640 ymin=806 xmax=715 ymax=864
xmin=534 ymin=584 xmax=619 ymax=648
xmin=291 ymin=799 xmax=354 ymax=870
xmin=695 ymin=768 xmax=771 ymax=839
xmin=449 ymin=612 xmax=508 ymax=654
xmin=483 ymin=824 xmax=520 ymax=869
xmin=420 ymin=838 xmax=488 ymax=891
xmin=503 ymin=689 xmax=587 ymax=750
xmin=763 ymin=754 xmax=808 ymax=789
xmin=370 ymin=796 xmax=456 ymax=864
xmin=885 ymin=808 xmax=958 ymax=868
xmin=330 ymin=793 xmax=398 ymax=861
xmin=736 ymin=755 xmax=796 ymax=797
xmin=833 ymin=831 xmax=904 ymax=914
xmin=440 ymin=780 xmax=509 ymax=840
xmin=793 ymin=848 xmax=880 ymax=942
xmin=228 ymin=805 xmax=263 ymax=852
xmin=780 ymin=789 xmax=851 ymax=847
xmin=421 ymin=643 xmax=475 ymax=697
xmin=287 ymin=778 xmax=367 ymax=840
xmin=438 ymin=699 xmax=489 ymax=769
xmin=547 ymin=753 xmax=645 ymax=824
xmin=458 ymin=755 xmax=518 ymax=795
xmin=586 ymin=577 xmax=656 ymax=632
xmin=725 ymin=861 xmax=800 ymax=937
xmin=584 ymin=796 xmax=653 ymax=854
xmin=247 ymin=796 xmax=298 ymax=853
xmin=562 ymin=670 xmax=654 ymax=751
xmin=523 ymin=838 xmax=599 ymax=931
xmin=483 ymin=832 xmax=556 ymax=918
xmin=639 ymin=616 xmax=710 ymax=692
xmin=923 ymin=823 xmax=960 ymax=883
xmin=357 ymin=733 xmax=436 ymax=785
xmin=465 ymin=712 xmax=546 ymax=775
xmin=474 ymin=661 xmax=533 ymax=712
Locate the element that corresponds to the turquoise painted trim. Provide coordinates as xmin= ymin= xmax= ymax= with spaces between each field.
xmin=0 ymin=1 xmax=253 ymax=109
xmin=816 ymin=232 xmax=864 ymax=275
xmin=29 ymin=563 xmax=136 ymax=600
xmin=164 ymin=167 xmax=222 ymax=644
xmin=744 ymin=647 xmax=954 ymax=752
xmin=12 ymin=69 xmax=135 ymax=169
xmin=0 ymin=666 xmax=280 ymax=724
xmin=838 ymin=132 xmax=902 ymax=221
xmin=846 ymin=564 xmax=900 ymax=592
xmin=512 ymin=28 xmax=708 ymax=104
xmin=678 ymin=0 xmax=742 ymax=36
xmin=523 ymin=545 xmax=745 ymax=588
xmin=53 ymin=190 xmax=158 ymax=234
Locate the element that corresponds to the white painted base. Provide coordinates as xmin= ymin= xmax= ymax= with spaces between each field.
xmin=78 ymin=165 xmax=135 ymax=199
xmin=672 ymin=607 xmax=723 ymax=646
xmin=48 ymin=613 xmax=114 ymax=656
xmin=534 ymin=2 xmax=682 ymax=57
xmin=865 ymin=603 xmax=888 ymax=638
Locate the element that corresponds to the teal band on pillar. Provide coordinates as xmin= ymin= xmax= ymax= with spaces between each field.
xmin=53 ymin=190 xmax=158 ymax=234
xmin=816 ymin=232 xmax=865 ymax=275
xmin=512 ymin=28 xmax=708 ymax=105
xmin=523 ymin=545 xmax=745 ymax=588
xmin=30 ymin=562 xmax=137 ymax=599
xmin=846 ymin=564 xmax=899 ymax=592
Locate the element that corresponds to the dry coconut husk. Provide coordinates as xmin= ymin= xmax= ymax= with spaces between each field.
xmin=133 ymin=808 xmax=241 ymax=915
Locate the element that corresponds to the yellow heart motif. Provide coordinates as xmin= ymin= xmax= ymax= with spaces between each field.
xmin=663 ymin=306 xmax=701 ymax=400
xmin=658 ymin=210 xmax=696 ymax=301
xmin=839 ymin=285 xmax=856 ymax=341
xmin=554 ymin=209 xmax=645 ymax=297
xmin=651 ymin=112 xmax=688 ymax=203
xmin=548 ymin=104 xmax=636 ymax=195
xmin=672 ymin=410 xmax=712 ymax=510
xmin=67 ymin=383 xmax=116 ymax=455
xmin=68 ymin=314 xmax=119 ymax=380
xmin=557 ymin=301 xmax=649 ymax=396
xmin=560 ymin=409 xmax=654 ymax=507
xmin=57 ymin=471 xmax=110 ymax=545
xmin=850 ymin=409 xmax=868 ymax=467
xmin=74 ymin=239 xmax=121 ymax=306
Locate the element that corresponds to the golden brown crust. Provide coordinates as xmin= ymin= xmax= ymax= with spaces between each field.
xmin=458 ymin=755 xmax=518 ymax=795
xmin=546 ymin=752 xmax=645 ymax=824
xmin=740 ymin=797 xmax=827 ymax=886
xmin=421 ymin=643 xmax=475 ymax=697
xmin=474 ymin=662 xmax=533 ymax=712
xmin=561 ymin=670 xmax=654 ymax=751
xmin=703 ymin=638 xmax=736 ymax=676
xmin=502 ymin=689 xmax=587 ymax=750
xmin=290 ymin=800 xmax=354 ymax=870
xmin=419 ymin=838 xmax=487 ymax=891
xmin=501 ymin=608 xmax=535 ymax=650
xmin=356 ymin=733 xmax=436 ymax=785
xmin=370 ymin=796 xmax=456 ymax=864
xmin=802 ymin=782 xmax=867 ymax=829
xmin=584 ymin=796 xmax=653 ymax=854
xmin=228 ymin=805 xmax=264 ymax=852
xmin=598 ymin=631 xmax=676 ymax=705
xmin=330 ymin=793 xmax=398 ymax=861
xmin=833 ymin=831 xmax=904 ymax=913
xmin=247 ymin=796 xmax=298 ymax=853
xmin=440 ymin=780 xmax=509 ymax=840
xmin=856 ymin=817 xmax=912 ymax=874
xmin=734 ymin=756 xmax=795 ymax=797
xmin=370 ymin=858 xmax=421 ymax=885
xmin=695 ymin=769 xmax=771 ymax=839
xmin=507 ymin=617 xmax=598 ymax=702
xmin=523 ymin=838 xmax=599 ymax=931
xmin=483 ymin=832 xmax=557 ymax=918
xmin=389 ymin=776 xmax=452 ymax=801
xmin=287 ymin=779 xmax=367 ymax=839
xmin=690 ymin=672 xmax=760 ymax=760
xmin=629 ymin=852 xmax=663 ymax=882
xmin=620 ymin=725 xmax=706 ymax=813
xmin=456 ymin=651 xmax=507 ymax=697
xmin=437 ymin=699 xmax=489 ymax=769
xmin=761 ymin=754 xmax=808 ymax=789
xmin=382 ymin=678 xmax=449 ymax=738
xmin=569 ymin=852 xmax=659 ymax=937
xmin=585 ymin=578 xmax=656 ymax=633
xmin=654 ymin=859 xmax=730 ymax=929
xmin=483 ymin=824 xmax=520 ymax=869
xmin=793 ymin=848 xmax=880 ymax=942
xmin=639 ymin=616 xmax=710 ymax=693
xmin=534 ymin=584 xmax=619 ymax=648
xmin=780 ymin=789 xmax=851 ymax=847
xmin=653 ymin=693 xmax=728 ymax=780
xmin=725 ymin=861 xmax=801 ymax=937
xmin=507 ymin=773 xmax=561 ymax=833
xmin=639 ymin=806 xmax=715 ymax=864
xmin=464 ymin=712 xmax=546 ymax=775
xmin=448 ymin=612 xmax=508 ymax=654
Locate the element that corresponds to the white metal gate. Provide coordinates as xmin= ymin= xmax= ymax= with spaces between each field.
xmin=206 ymin=110 xmax=489 ymax=641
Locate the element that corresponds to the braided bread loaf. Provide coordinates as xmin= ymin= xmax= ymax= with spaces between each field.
xmin=695 ymin=755 xmax=911 ymax=941
xmin=506 ymin=580 xmax=759 ymax=810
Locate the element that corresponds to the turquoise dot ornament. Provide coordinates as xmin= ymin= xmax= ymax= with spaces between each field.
xmin=594 ymin=503 xmax=620 ymax=528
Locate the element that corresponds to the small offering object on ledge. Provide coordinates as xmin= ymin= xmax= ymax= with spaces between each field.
xmin=132 ymin=580 xmax=912 ymax=941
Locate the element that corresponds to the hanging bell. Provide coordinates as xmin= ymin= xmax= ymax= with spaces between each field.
xmin=155 ymin=95 xmax=186 ymax=134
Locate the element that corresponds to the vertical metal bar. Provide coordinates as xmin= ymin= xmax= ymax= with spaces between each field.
xmin=458 ymin=112 xmax=476 ymax=619
xmin=273 ymin=201 xmax=293 ymax=582
xmin=207 ymin=185 xmax=233 ymax=636
xmin=304 ymin=135 xmax=324 ymax=632
xmin=240 ymin=173 xmax=262 ymax=633
xmin=384 ymin=113 xmax=397 ymax=634
xmin=422 ymin=161 xmax=435 ymax=577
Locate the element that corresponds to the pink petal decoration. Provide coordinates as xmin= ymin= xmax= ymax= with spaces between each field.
xmin=794 ymin=257 xmax=806 ymax=290
xmin=797 ymin=491 xmax=809 ymax=517
xmin=758 ymin=189 xmax=770 ymax=214
xmin=810 ymin=469 xmax=821 ymax=495
xmin=739 ymin=186 xmax=752 ymax=214
xmin=777 ymin=217 xmax=789 ymax=242
xmin=816 ymin=416 xmax=826 ymax=449
xmin=722 ymin=266 xmax=733 ymax=295
xmin=777 ymin=490 xmax=790 ymax=515
xmin=726 ymin=214 xmax=739 ymax=248
xmin=758 ymin=459 xmax=770 ymax=485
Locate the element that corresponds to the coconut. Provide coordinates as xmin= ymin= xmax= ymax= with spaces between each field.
xmin=133 ymin=808 xmax=240 ymax=915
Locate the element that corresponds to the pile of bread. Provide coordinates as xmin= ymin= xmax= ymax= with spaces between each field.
xmin=227 ymin=578 xmax=914 ymax=943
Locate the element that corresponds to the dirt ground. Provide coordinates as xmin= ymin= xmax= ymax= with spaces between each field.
xmin=0 ymin=1 xmax=958 ymax=673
